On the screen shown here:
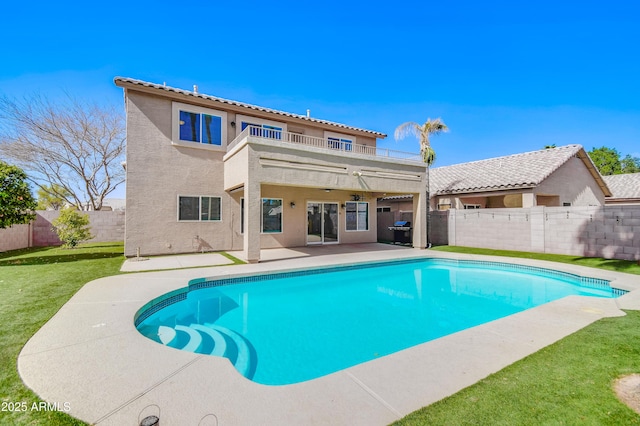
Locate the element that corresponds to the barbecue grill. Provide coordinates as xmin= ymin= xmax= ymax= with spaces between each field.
xmin=388 ymin=220 xmax=412 ymax=244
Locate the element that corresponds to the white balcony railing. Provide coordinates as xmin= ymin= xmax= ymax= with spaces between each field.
xmin=228 ymin=125 xmax=423 ymax=163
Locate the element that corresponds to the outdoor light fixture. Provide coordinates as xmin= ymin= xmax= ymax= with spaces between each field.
xmin=230 ymin=121 xmax=236 ymax=128
xmin=290 ymin=202 xmax=296 ymax=209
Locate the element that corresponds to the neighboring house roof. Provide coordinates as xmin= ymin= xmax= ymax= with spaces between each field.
xmin=114 ymin=77 xmax=386 ymax=138
xmin=430 ymin=144 xmax=612 ymax=197
xmin=602 ymin=173 xmax=640 ymax=200
xmin=102 ymin=198 xmax=126 ymax=211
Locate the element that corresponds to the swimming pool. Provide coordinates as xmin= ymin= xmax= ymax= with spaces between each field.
xmin=135 ymin=258 xmax=623 ymax=385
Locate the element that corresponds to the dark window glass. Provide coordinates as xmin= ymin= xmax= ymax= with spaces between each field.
xmin=240 ymin=198 xmax=245 ymax=234
xmin=179 ymin=196 xmax=199 ymax=221
xmin=179 ymin=111 xmax=200 ymax=142
xmin=346 ymin=202 xmax=357 ymax=230
xmin=262 ymin=199 xmax=282 ymax=233
xmin=346 ymin=202 xmax=368 ymax=230
xmin=357 ymin=202 xmax=368 ymax=230
xmin=201 ymin=197 xmax=221 ymax=221
xmin=202 ymin=115 xmax=222 ymax=145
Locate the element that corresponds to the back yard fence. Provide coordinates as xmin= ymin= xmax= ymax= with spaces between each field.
xmin=430 ymin=205 xmax=640 ymax=261
xmin=0 ymin=210 xmax=125 ymax=252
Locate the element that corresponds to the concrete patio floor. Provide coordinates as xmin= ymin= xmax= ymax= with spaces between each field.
xmin=18 ymin=244 xmax=640 ymax=425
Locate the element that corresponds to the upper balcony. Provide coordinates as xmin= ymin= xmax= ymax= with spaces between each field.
xmin=227 ymin=125 xmax=423 ymax=164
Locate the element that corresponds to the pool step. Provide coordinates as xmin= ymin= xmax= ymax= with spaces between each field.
xmin=157 ymin=325 xmax=176 ymax=345
xmin=139 ymin=322 xmax=256 ymax=379
xmin=205 ymin=324 xmax=255 ymax=378
xmin=175 ymin=325 xmax=203 ymax=352
xmin=190 ymin=324 xmax=227 ymax=357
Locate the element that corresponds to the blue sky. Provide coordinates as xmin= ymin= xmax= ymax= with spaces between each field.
xmin=1 ymin=1 xmax=639 ymax=198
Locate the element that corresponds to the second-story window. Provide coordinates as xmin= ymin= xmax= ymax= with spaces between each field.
xmin=172 ymin=102 xmax=227 ymax=149
xmin=325 ymin=131 xmax=357 ymax=152
xmin=179 ymin=111 xmax=222 ymax=145
xmin=327 ymin=137 xmax=353 ymax=151
xmin=236 ymin=115 xmax=286 ymax=142
xmin=241 ymin=122 xmax=283 ymax=139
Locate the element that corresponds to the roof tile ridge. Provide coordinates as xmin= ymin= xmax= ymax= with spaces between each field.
xmin=113 ymin=77 xmax=386 ymax=137
xmin=431 ymin=144 xmax=582 ymax=172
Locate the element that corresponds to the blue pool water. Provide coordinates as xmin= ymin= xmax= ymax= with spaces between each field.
xmin=135 ymin=258 xmax=621 ymax=385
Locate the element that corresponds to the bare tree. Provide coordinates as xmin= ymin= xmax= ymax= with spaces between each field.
xmin=0 ymin=94 xmax=125 ymax=210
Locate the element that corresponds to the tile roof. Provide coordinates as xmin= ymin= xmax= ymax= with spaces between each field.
xmin=429 ymin=144 xmax=609 ymax=195
xmin=602 ymin=173 xmax=640 ymax=199
xmin=379 ymin=194 xmax=413 ymax=201
xmin=114 ymin=77 xmax=386 ymax=138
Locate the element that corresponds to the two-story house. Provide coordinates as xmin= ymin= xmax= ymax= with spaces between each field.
xmin=115 ymin=78 xmax=428 ymax=262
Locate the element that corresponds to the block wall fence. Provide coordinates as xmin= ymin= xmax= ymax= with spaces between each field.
xmin=429 ymin=205 xmax=640 ymax=261
xmin=0 ymin=210 xmax=125 ymax=252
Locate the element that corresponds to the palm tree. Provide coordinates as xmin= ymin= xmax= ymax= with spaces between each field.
xmin=394 ymin=118 xmax=448 ymax=247
xmin=394 ymin=118 xmax=449 ymax=165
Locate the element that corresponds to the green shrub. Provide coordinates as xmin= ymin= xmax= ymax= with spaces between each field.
xmin=52 ymin=208 xmax=93 ymax=248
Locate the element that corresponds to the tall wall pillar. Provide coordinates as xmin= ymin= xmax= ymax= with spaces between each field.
xmin=448 ymin=208 xmax=457 ymax=246
xmin=530 ymin=206 xmax=545 ymax=253
xmin=243 ymin=179 xmax=261 ymax=263
xmin=412 ymin=192 xmax=428 ymax=249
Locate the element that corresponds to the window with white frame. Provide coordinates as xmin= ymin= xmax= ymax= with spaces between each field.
xmin=241 ymin=121 xmax=283 ymax=139
xmin=178 ymin=196 xmax=221 ymax=221
xmin=237 ymin=114 xmax=286 ymax=140
xmin=324 ymin=131 xmax=355 ymax=152
xmin=346 ymin=201 xmax=368 ymax=231
xmin=261 ymin=198 xmax=282 ymax=233
xmin=463 ymin=204 xmax=481 ymax=209
xmin=172 ymin=102 xmax=227 ymax=148
xmin=377 ymin=206 xmax=391 ymax=212
xmin=327 ymin=137 xmax=353 ymax=151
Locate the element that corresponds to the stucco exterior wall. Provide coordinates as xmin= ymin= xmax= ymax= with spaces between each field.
xmin=123 ymin=89 xmax=416 ymax=257
xmin=535 ymin=156 xmax=605 ymax=206
xmin=259 ymin=185 xmax=378 ymax=248
xmin=124 ymin=92 xmax=234 ymax=256
xmin=247 ymin=141 xmax=426 ymax=194
xmin=431 ymin=157 xmax=606 ymax=212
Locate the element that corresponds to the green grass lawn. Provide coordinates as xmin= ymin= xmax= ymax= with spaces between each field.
xmin=0 ymin=243 xmax=124 ymax=425
xmin=432 ymin=245 xmax=640 ymax=275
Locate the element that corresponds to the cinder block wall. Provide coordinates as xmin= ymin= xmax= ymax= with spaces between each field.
xmin=34 ymin=211 xmax=125 ymax=246
xmin=429 ymin=211 xmax=449 ymax=246
xmin=0 ymin=210 xmax=125 ymax=252
xmin=0 ymin=224 xmax=30 ymax=252
xmin=436 ymin=205 xmax=640 ymax=261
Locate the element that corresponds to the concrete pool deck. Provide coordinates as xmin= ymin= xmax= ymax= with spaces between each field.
xmin=18 ymin=244 xmax=640 ymax=425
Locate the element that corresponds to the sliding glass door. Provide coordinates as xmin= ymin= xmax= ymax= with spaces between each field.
xmin=307 ymin=202 xmax=338 ymax=244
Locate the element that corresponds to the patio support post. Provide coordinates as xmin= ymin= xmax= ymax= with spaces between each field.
xmin=244 ymin=179 xmax=261 ymax=263
xmin=412 ymin=191 xmax=428 ymax=249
